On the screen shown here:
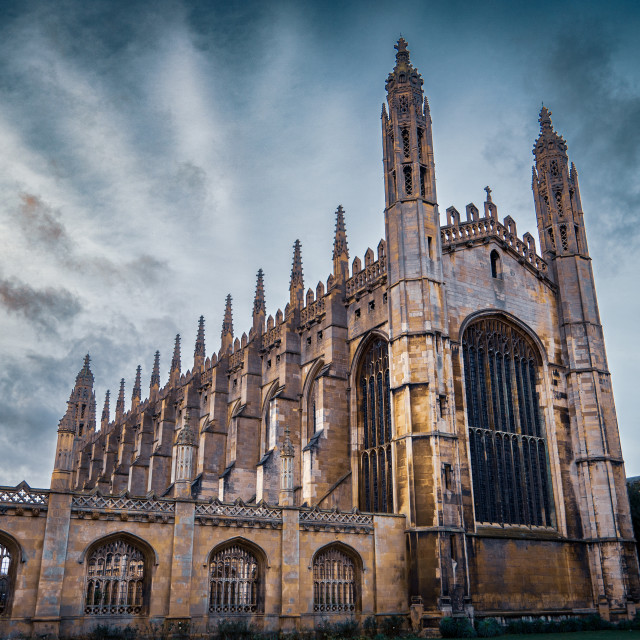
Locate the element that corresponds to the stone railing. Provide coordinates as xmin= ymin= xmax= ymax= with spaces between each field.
xmin=300 ymin=296 xmax=326 ymax=327
xmin=195 ymin=499 xmax=282 ymax=529
xmin=299 ymin=506 xmax=374 ymax=534
xmin=71 ymin=492 xmax=175 ymax=522
xmin=0 ymin=483 xmax=49 ymax=506
xmin=346 ymin=256 xmax=387 ymax=298
xmin=263 ymin=324 xmax=282 ymax=351
xmin=0 ymin=483 xmax=49 ymax=515
xmin=441 ymin=219 xmax=548 ymax=275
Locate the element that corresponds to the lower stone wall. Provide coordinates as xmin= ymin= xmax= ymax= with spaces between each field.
xmin=467 ymin=534 xmax=593 ymax=613
xmin=0 ymin=495 xmax=408 ymax=638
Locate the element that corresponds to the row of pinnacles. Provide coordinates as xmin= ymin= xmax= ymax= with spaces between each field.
xmin=56 ymin=203 xmax=390 ymax=501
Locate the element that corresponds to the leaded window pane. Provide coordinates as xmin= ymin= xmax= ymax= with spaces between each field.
xmin=209 ymin=545 xmax=259 ymax=614
xmin=462 ymin=318 xmax=554 ymax=528
xmin=84 ymin=539 xmax=145 ymax=615
xmin=0 ymin=543 xmax=11 ymax=616
xmin=313 ymin=548 xmax=356 ymax=613
xmin=359 ymin=338 xmax=393 ymax=513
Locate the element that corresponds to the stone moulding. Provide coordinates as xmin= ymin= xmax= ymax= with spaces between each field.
xmin=195 ymin=498 xmax=283 ymax=529
xmin=70 ymin=492 xmax=176 ymax=523
xmin=299 ymin=506 xmax=374 ymax=534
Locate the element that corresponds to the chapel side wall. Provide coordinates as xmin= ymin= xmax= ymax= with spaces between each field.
xmin=0 ymin=514 xmax=47 ymax=635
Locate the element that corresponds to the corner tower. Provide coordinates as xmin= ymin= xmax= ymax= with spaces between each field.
xmin=532 ymin=107 xmax=639 ymax=611
xmin=382 ymin=40 xmax=462 ymax=612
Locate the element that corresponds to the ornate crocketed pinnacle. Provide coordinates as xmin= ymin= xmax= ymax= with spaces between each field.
xmin=75 ymin=353 xmax=94 ymax=386
xmin=533 ymin=104 xmax=567 ymax=159
xmin=150 ymin=351 xmax=160 ymax=389
xmin=170 ymin=334 xmax=181 ymax=376
xmin=333 ymin=205 xmax=349 ymax=261
xmin=115 ymin=378 xmax=125 ymax=420
xmin=132 ymin=365 xmax=141 ymax=404
xmin=385 ymin=37 xmax=423 ymax=94
xmin=195 ymin=316 xmax=205 ymax=357
xmin=484 ymin=186 xmax=493 ymax=203
xmin=101 ymin=390 xmax=110 ymax=425
xmin=290 ymin=240 xmax=303 ymax=288
xmin=178 ymin=409 xmax=196 ymax=446
xmin=253 ymin=269 xmax=265 ymax=316
xmin=222 ymin=294 xmax=233 ymax=338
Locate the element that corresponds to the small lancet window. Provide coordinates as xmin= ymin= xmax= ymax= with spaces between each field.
xmin=0 ymin=542 xmax=13 ymax=616
xmin=403 ymin=165 xmax=412 ymax=196
xmin=490 ymin=250 xmax=502 ymax=279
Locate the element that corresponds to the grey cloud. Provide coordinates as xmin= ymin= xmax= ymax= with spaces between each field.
xmin=0 ymin=274 xmax=82 ymax=333
xmin=13 ymin=192 xmax=168 ymax=286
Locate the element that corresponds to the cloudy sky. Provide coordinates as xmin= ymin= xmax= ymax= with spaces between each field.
xmin=0 ymin=0 xmax=638 ymax=487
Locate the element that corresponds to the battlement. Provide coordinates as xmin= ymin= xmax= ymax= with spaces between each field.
xmin=442 ymin=200 xmax=548 ymax=279
xmin=345 ymin=239 xmax=387 ymax=298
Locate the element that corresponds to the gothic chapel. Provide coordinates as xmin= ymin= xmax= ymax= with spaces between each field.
xmin=1 ymin=39 xmax=638 ymax=637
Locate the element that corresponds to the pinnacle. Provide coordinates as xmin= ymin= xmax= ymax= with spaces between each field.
xmin=539 ymin=105 xmax=553 ymax=130
xmin=194 ymin=316 xmax=206 ymax=358
xmin=253 ymin=269 xmax=265 ymax=316
xmin=333 ymin=205 xmax=348 ymax=261
xmin=132 ymin=365 xmax=142 ymax=403
xmin=170 ymin=334 xmax=181 ymax=374
xmin=222 ymin=294 xmax=233 ymax=337
xmin=290 ymin=240 xmax=303 ymax=287
xmin=101 ymin=390 xmax=110 ymax=424
xmin=150 ymin=351 xmax=160 ymax=388
xmin=75 ymin=353 xmax=94 ymax=386
xmin=115 ymin=379 xmax=125 ymax=419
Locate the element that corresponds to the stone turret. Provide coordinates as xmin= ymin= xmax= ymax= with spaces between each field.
xmin=51 ymin=354 xmax=95 ymax=489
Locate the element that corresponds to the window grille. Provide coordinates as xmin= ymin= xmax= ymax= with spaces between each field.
xmin=209 ymin=545 xmax=259 ymax=614
xmin=403 ymin=166 xmax=412 ymax=196
xmin=555 ymin=191 xmax=563 ymax=216
xmin=560 ymin=225 xmax=569 ymax=251
xmin=359 ymin=338 xmax=393 ymax=513
xmin=547 ymin=228 xmax=555 ymax=250
xmin=313 ymin=547 xmax=356 ymax=613
xmin=550 ymin=160 xmax=559 ymax=178
xmin=463 ymin=318 xmax=553 ymax=527
xmin=402 ymin=128 xmax=410 ymax=158
xmin=420 ymin=167 xmax=427 ymax=198
xmin=84 ymin=538 xmax=146 ymax=615
xmin=0 ymin=543 xmax=11 ymax=615
xmin=417 ymin=128 xmax=423 ymax=161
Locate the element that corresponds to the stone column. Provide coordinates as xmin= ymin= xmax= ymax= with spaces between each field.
xmin=32 ymin=491 xmax=72 ymax=638
xmin=280 ymin=509 xmax=300 ymax=629
xmin=167 ymin=500 xmax=196 ymax=623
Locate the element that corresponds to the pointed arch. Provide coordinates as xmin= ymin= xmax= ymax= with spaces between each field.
xmin=303 ymin=359 xmax=325 ymax=442
xmin=207 ymin=537 xmax=267 ymax=614
xmin=352 ymin=332 xmax=393 ymax=513
xmin=312 ymin=542 xmax=362 ymax=613
xmin=461 ymin=313 xmax=554 ymax=528
xmin=0 ymin=531 xmax=21 ymax=617
xmin=81 ymin=532 xmax=154 ymax=616
xmin=261 ymin=380 xmax=280 ymax=454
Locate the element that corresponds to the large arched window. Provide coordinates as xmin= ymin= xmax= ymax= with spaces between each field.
xmin=313 ymin=545 xmax=359 ymax=613
xmin=84 ymin=537 xmax=147 ymax=616
xmin=462 ymin=317 xmax=553 ymax=527
xmin=209 ymin=543 xmax=261 ymax=614
xmin=0 ymin=540 xmax=14 ymax=616
xmin=358 ymin=337 xmax=393 ymax=513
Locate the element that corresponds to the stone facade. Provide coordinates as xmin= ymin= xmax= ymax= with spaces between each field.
xmin=0 ymin=39 xmax=638 ymax=637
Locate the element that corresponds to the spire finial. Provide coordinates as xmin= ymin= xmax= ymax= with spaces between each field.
xmin=253 ymin=269 xmax=265 ymax=316
xmin=289 ymin=240 xmax=304 ymax=308
xmin=539 ymin=105 xmax=553 ymax=131
xmin=194 ymin=316 xmax=206 ymax=370
xmin=131 ymin=365 xmax=141 ymax=408
xmin=75 ymin=353 xmax=94 ymax=386
xmin=150 ymin=351 xmax=160 ymax=389
xmin=484 ymin=186 xmax=492 ymax=203
xmin=221 ymin=294 xmax=234 ymax=353
xmin=115 ymin=378 xmax=125 ymax=421
xmin=333 ymin=205 xmax=349 ymax=283
xmin=101 ymin=389 xmax=110 ymax=427
xmin=170 ymin=334 xmax=181 ymax=378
